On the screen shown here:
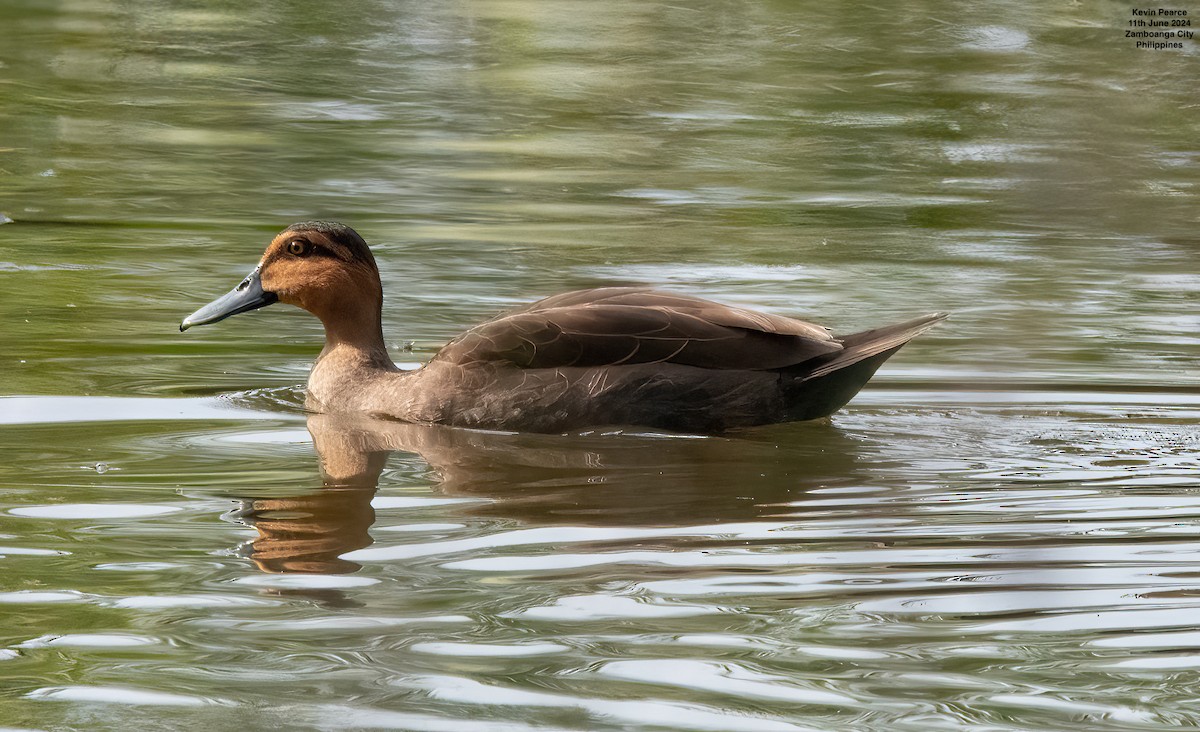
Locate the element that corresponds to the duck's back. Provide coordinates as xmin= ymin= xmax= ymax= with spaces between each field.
xmin=403 ymin=288 xmax=944 ymax=434
xmin=432 ymin=287 xmax=842 ymax=371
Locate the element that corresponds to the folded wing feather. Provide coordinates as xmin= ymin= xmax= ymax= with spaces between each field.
xmin=432 ymin=288 xmax=844 ymax=371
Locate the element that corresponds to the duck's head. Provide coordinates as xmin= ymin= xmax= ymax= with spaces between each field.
xmin=180 ymin=221 xmax=382 ymax=333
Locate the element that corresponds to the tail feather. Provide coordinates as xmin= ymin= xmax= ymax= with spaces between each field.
xmin=802 ymin=312 xmax=948 ymax=381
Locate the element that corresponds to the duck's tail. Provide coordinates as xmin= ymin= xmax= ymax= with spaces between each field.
xmin=805 ymin=312 xmax=949 ymax=381
xmin=780 ymin=312 xmax=948 ymax=421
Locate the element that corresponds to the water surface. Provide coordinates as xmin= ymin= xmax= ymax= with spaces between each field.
xmin=2 ymin=1 xmax=1199 ymax=730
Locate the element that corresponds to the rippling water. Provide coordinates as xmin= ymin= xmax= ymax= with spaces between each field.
xmin=2 ymin=0 xmax=1199 ymax=730
xmin=3 ymin=394 xmax=1199 ymax=730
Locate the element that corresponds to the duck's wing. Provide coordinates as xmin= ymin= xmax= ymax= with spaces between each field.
xmin=431 ymin=288 xmax=843 ymax=371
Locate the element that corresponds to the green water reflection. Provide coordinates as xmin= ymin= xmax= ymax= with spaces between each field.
xmin=2 ymin=0 xmax=1199 ymax=730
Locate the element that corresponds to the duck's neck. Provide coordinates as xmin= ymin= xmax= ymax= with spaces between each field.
xmin=307 ymin=301 xmax=404 ymax=414
xmin=315 ymin=300 xmax=394 ymax=370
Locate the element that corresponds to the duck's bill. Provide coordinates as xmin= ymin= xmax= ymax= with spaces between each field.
xmin=179 ymin=267 xmax=278 ymax=331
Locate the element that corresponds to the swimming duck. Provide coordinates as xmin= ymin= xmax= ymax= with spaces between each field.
xmin=181 ymin=221 xmax=946 ymax=434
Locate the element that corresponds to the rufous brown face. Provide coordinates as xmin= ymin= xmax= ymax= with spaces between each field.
xmin=180 ymin=222 xmax=379 ymax=331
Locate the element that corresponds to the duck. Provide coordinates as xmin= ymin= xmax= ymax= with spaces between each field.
xmin=180 ymin=221 xmax=947 ymax=434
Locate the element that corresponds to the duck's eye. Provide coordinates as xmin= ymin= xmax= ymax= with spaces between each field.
xmin=286 ymin=240 xmax=311 ymax=257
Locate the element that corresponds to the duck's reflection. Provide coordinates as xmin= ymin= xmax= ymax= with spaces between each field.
xmin=231 ymin=413 xmax=866 ymax=574
xmin=228 ymin=485 xmax=377 ymax=574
